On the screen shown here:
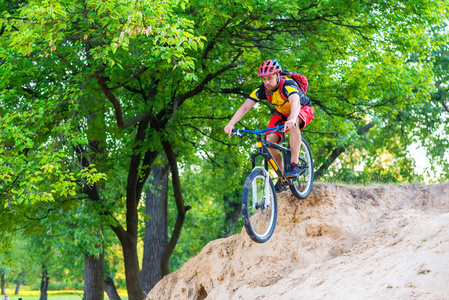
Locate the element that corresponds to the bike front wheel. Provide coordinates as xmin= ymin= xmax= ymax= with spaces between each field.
xmin=289 ymin=137 xmax=314 ymax=199
xmin=241 ymin=168 xmax=277 ymax=243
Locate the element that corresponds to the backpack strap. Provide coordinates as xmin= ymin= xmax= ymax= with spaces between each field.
xmin=265 ymin=75 xmax=288 ymax=103
xmin=278 ymin=76 xmax=288 ymax=102
xmin=265 ymin=87 xmax=272 ymax=103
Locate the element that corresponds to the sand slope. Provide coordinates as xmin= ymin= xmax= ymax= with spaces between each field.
xmin=146 ymin=183 xmax=449 ymax=300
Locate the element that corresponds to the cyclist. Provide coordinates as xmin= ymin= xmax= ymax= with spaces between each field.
xmin=224 ymin=59 xmax=314 ymax=192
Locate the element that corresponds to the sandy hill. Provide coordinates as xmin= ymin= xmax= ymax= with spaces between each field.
xmin=146 ymin=183 xmax=449 ymax=300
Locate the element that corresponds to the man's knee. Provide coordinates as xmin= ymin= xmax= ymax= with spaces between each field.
xmin=266 ymin=133 xmax=281 ymax=143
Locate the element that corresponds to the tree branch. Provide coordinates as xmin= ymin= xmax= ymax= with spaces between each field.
xmin=109 ymin=67 xmax=150 ymax=90
xmin=124 ymin=85 xmax=146 ymax=99
xmin=183 ymin=123 xmax=230 ymax=146
xmin=95 ymin=75 xmax=151 ymax=129
xmin=135 ymin=150 xmax=159 ymax=203
xmin=126 ymin=120 xmax=149 ymax=238
xmin=315 ymin=146 xmax=345 ymax=180
xmin=160 ymin=138 xmax=191 ymax=276
xmin=192 ymin=142 xmax=223 ymax=168
xmin=204 ymin=86 xmax=248 ymax=97
xmin=315 ymin=121 xmax=374 ymax=179
xmin=154 ymin=50 xmax=244 ymax=128
xmin=202 ymin=14 xmax=236 ymax=64
xmin=108 ymin=216 xmax=129 ymax=246
xmin=177 ymin=49 xmax=244 ymax=107
xmin=442 ymin=101 xmax=449 ymax=113
xmin=186 ymin=115 xmax=233 ymax=120
xmin=356 ymin=121 xmax=375 ymax=135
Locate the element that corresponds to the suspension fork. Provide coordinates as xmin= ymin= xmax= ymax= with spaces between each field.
xmin=249 ymin=136 xmax=273 ymax=206
xmin=251 ymin=135 xmax=269 ymax=170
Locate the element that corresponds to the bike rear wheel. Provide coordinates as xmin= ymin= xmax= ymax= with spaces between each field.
xmin=289 ymin=137 xmax=314 ymax=199
xmin=241 ymin=168 xmax=277 ymax=243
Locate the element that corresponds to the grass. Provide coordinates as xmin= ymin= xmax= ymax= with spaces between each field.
xmin=2 ymin=287 xmax=128 ymax=300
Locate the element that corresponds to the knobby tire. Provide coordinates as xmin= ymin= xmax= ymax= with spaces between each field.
xmin=241 ymin=169 xmax=277 ymax=243
xmin=289 ymin=137 xmax=314 ymax=199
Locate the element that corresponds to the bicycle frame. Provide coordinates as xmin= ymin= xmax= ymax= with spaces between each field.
xmin=233 ymin=126 xmax=308 ymax=181
xmin=251 ymin=134 xmax=291 ymax=183
xmin=235 ymin=126 xmax=314 ymax=243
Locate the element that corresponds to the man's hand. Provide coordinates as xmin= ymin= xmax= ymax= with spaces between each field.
xmin=224 ymin=124 xmax=234 ymax=136
xmin=284 ymin=119 xmax=297 ymax=131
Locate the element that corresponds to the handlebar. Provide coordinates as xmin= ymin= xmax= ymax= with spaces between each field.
xmin=230 ymin=125 xmax=285 ymax=138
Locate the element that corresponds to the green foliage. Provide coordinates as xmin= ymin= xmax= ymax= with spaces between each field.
xmin=168 ymin=156 xmax=245 ymax=271
xmin=1 ymin=0 xmax=448 ymax=296
xmin=0 ymin=104 xmax=87 ymax=206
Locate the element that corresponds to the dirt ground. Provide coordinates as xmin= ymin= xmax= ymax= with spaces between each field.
xmin=146 ymin=182 xmax=449 ymax=300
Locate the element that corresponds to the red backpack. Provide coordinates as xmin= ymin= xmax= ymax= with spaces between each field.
xmin=265 ymin=70 xmax=308 ymax=104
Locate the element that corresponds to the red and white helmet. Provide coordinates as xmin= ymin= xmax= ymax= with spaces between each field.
xmin=257 ymin=59 xmax=282 ymax=76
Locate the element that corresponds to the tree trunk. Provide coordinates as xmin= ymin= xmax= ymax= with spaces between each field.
xmin=315 ymin=146 xmax=345 ymax=179
xmin=1 ymin=274 xmax=5 ymax=295
xmin=104 ymin=277 xmax=121 ymax=300
xmin=160 ymin=140 xmax=191 ymax=277
xmin=121 ymin=240 xmax=143 ymax=300
xmin=81 ymin=97 xmax=106 ymax=300
xmin=109 ymin=120 xmax=158 ymax=300
xmin=14 ymin=272 xmax=24 ymax=295
xmin=39 ymin=264 xmax=49 ymax=300
xmin=83 ymin=252 xmax=105 ymax=300
xmin=141 ymin=164 xmax=169 ymax=294
xmin=108 ymin=225 xmax=144 ymax=300
xmin=110 ymin=211 xmax=145 ymax=300
xmin=222 ymin=193 xmax=241 ymax=237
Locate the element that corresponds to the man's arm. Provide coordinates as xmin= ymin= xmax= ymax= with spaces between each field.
xmin=285 ymin=93 xmax=300 ymax=130
xmin=224 ymin=99 xmax=256 ymax=136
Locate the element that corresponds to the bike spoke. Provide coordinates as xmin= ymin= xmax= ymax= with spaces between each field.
xmin=288 ymin=138 xmax=314 ymax=199
xmin=242 ymin=169 xmax=277 ymax=243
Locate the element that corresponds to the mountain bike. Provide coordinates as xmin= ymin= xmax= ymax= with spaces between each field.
xmin=231 ymin=126 xmax=314 ymax=243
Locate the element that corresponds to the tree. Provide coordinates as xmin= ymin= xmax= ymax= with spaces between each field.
xmin=0 ymin=260 xmax=11 ymax=295
xmin=416 ymin=28 xmax=449 ymax=181
xmin=141 ymin=163 xmax=169 ymax=292
xmin=315 ymin=21 xmax=449 ymax=183
xmin=2 ymin=1 xmax=448 ymax=299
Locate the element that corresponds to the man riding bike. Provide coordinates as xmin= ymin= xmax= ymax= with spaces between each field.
xmin=224 ymin=59 xmax=314 ymax=192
